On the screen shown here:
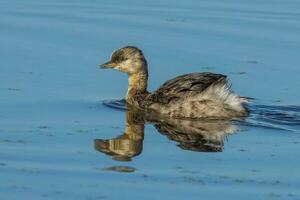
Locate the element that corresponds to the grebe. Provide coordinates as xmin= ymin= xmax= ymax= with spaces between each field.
xmin=99 ymin=46 xmax=249 ymax=119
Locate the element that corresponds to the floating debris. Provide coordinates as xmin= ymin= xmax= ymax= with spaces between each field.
xmin=230 ymin=71 xmax=247 ymax=75
xmin=5 ymin=88 xmax=21 ymax=91
xmin=102 ymin=166 xmax=136 ymax=173
xmin=247 ymin=60 xmax=258 ymax=64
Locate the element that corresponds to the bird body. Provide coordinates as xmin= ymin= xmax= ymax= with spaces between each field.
xmin=100 ymin=46 xmax=249 ymax=119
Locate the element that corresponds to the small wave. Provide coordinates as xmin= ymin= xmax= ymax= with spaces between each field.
xmin=102 ymin=99 xmax=126 ymax=111
xmin=244 ymin=104 xmax=300 ymax=132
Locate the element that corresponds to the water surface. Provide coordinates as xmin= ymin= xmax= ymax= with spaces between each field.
xmin=1 ymin=0 xmax=300 ymax=199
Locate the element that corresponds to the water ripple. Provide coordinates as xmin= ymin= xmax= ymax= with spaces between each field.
xmin=103 ymin=100 xmax=300 ymax=132
xmin=102 ymin=99 xmax=126 ymax=111
xmin=245 ymin=104 xmax=300 ymax=132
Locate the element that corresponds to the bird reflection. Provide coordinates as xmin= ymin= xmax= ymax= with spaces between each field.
xmin=94 ymin=106 xmax=240 ymax=161
xmin=94 ymin=108 xmax=144 ymax=161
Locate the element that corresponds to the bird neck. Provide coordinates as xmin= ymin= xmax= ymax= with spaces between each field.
xmin=124 ymin=110 xmax=144 ymax=140
xmin=126 ymin=71 xmax=148 ymax=104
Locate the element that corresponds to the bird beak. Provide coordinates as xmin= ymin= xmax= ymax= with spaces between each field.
xmin=99 ymin=61 xmax=116 ymax=69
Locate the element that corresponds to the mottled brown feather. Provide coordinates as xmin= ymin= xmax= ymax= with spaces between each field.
xmin=143 ymin=73 xmax=227 ymax=106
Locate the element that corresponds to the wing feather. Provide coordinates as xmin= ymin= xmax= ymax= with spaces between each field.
xmin=144 ymin=73 xmax=227 ymax=106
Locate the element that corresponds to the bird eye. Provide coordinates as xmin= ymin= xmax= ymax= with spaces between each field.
xmin=120 ymin=56 xmax=127 ymax=62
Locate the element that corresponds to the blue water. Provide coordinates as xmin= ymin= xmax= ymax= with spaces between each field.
xmin=1 ymin=0 xmax=300 ymax=199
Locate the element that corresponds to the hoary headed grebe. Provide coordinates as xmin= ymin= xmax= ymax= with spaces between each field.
xmin=99 ymin=46 xmax=249 ymax=119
